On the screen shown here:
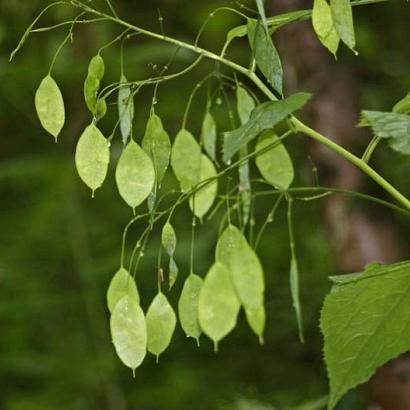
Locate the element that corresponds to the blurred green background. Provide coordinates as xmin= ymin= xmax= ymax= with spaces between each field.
xmin=0 ymin=1 xmax=409 ymax=409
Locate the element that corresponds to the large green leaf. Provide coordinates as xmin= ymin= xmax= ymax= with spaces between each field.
xmin=393 ymin=92 xmax=410 ymax=114
xmin=330 ymin=0 xmax=355 ymax=51
xmin=223 ymin=93 xmax=311 ymax=163
xmin=247 ymin=19 xmax=283 ymax=95
xmin=312 ymin=0 xmax=339 ymax=56
xmin=321 ymin=260 xmax=410 ymax=409
xmin=359 ymin=110 xmax=410 ymax=155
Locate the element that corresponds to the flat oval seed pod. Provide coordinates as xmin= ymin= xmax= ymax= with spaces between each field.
xmin=115 ymin=140 xmax=155 ymax=211
xmin=216 ymin=224 xmax=265 ymax=310
xmin=110 ymin=295 xmax=147 ymax=372
xmin=178 ymin=273 xmax=203 ymax=342
xmin=146 ymin=292 xmax=176 ymax=360
xmin=118 ymin=75 xmax=134 ymax=145
xmin=236 ymin=85 xmax=255 ymax=125
xmin=171 ymin=129 xmax=201 ymax=192
xmin=84 ymin=75 xmax=100 ymax=113
xmin=189 ymin=154 xmax=217 ymax=219
xmin=107 ymin=267 xmax=140 ymax=313
xmin=142 ymin=113 xmax=171 ymax=184
xmin=245 ymin=304 xmax=266 ymax=344
xmin=200 ymin=109 xmax=217 ymax=162
xmin=88 ymin=54 xmax=105 ymax=81
xmin=161 ymin=222 xmax=176 ymax=256
xmin=35 ymin=75 xmax=65 ymax=140
xmin=198 ymin=262 xmax=240 ymax=350
xmin=255 ymin=130 xmax=294 ymax=191
xmin=75 ymin=123 xmax=110 ymax=195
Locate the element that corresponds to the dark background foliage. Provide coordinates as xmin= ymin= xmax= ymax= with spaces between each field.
xmin=0 ymin=0 xmax=409 ymax=409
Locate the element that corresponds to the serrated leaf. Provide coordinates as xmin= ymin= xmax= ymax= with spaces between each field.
xmin=189 ymin=154 xmax=217 ymax=219
xmin=359 ymin=111 xmax=410 ymax=155
xmin=118 ymin=75 xmax=134 ymax=145
xmin=245 ymin=304 xmax=266 ymax=344
xmin=107 ymin=267 xmax=139 ymax=313
xmin=247 ymin=18 xmax=283 ymax=95
xmin=34 ymin=75 xmax=65 ymax=140
xmin=146 ymin=292 xmax=176 ymax=359
xmin=75 ymin=123 xmax=110 ymax=194
xmin=255 ymin=130 xmax=294 ymax=190
xmin=321 ymin=260 xmax=410 ymax=409
xmin=115 ymin=140 xmax=155 ymax=210
xmin=330 ymin=0 xmax=355 ymax=51
xmin=393 ymin=92 xmax=410 ymax=114
xmin=223 ymin=93 xmax=311 ymax=163
xmin=142 ymin=112 xmax=171 ymax=184
xmin=161 ymin=222 xmax=176 ymax=256
xmin=110 ymin=295 xmax=147 ymax=371
xmin=216 ymin=225 xmax=265 ymax=310
xmin=312 ymin=0 xmax=340 ymax=56
xmin=178 ymin=273 xmax=203 ymax=342
xmin=198 ymin=262 xmax=240 ymax=348
xmin=200 ymin=109 xmax=217 ymax=162
xmin=171 ymin=129 xmax=202 ymax=192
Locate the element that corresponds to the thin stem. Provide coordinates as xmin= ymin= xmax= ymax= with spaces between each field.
xmin=105 ymin=0 xmax=119 ymax=18
xmin=362 ymin=135 xmax=382 ymax=163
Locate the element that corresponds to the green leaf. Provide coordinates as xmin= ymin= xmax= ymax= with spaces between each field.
xmin=168 ymin=257 xmax=178 ymax=289
xmin=198 ymin=262 xmax=240 ymax=349
xmin=189 ymin=154 xmax=217 ymax=219
xmin=200 ymin=109 xmax=217 ymax=162
xmin=75 ymin=123 xmax=110 ymax=194
xmin=330 ymin=0 xmax=355 ymax=51
xmin=107 ymin=267 xmax=139 ymax=313
xmin=255 ymin=130 xmax=294 ymax=190
xmin=161 ymin=222 xmax=177 ymax=256
xmin=321 ymin=260 xmax=410 ymax=409
xmin=115 ymin=140 xmax=155 ymax=210
xmin=247 ymin=18 xmax=283 ymax=95
xmin=146 ymin=292 xmax=176 ymax=359
xmin=359 ymin=111 xmax=410 ymax=155
xmin=178 ymin=273 xmax=203 ymax=342
xmin=245 ymin=305 xmax=265 ymax=344
xmin=393 ymin=92 xmax=410 ymax=114
xmin=216 ymin=225 xmax=265 ymax=310
xmin=223 ymin=93 xmax=311 ymax=163
xmin=171 ymin=129 xmax=202 ymax=192
xmin=110 ymin=295 xmax=147 ymax=372
xmin=237 ymin=85 xmax=256 ymax=125
xmin=142 ymin=112 xmax=171 ymax=184
xmin=312 ymin=0 xmax=340 ymax=56
xmin=118 ymin=75 xmax=134 ymax=145
xmin=226 ymin=25 xmax=248 ymax=43
xmin=34 ymin=75 xmax=65 ymax=140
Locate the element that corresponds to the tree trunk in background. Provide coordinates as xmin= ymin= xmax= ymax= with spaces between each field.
xmin=269 ymin=1 xmax=408 ymax=408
